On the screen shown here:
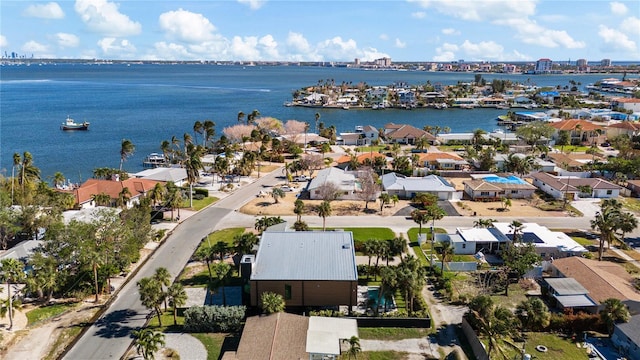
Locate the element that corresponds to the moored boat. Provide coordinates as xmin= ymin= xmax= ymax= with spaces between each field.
xmin=61 ymin=116 xmax=89 ymax=130
xmin=143 ymin=153 xmax=167 ymax=168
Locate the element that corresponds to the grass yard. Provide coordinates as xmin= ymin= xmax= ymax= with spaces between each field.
xmin=355 ymin=145 xmax=387 ymax=153
xmin=26 ymin=302 xmax=78 ymax=326
xmin=621 ymin=197 xmax=640 ymax=213
xmin=186 ymin=196 xmax=218 ymax=211
xmin=194 ymin=227 xmax=246 ymax=257
xmin=325 ymin=227 xmax=396 ymax=242
xmin=191 ymin=333 xmax=229 ymax=360
xmin=358 ymin=327 xmax=430 ymax=340
xmin=146 ymin=308 xmax=185 ymax=332
xmin=491 ymin=332 xmax=589 ymax=360
xmin=339 ymin=350 xmax=410 ymax=360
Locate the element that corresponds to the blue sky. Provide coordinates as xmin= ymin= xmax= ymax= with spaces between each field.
xmin=1 ymin=0 xmax=639 ymax=62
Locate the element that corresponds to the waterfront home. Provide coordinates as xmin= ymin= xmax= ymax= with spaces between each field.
xmin=548 ymin=256 xmax=640 ymax=312
xmin=419 ymin=91 xmax=446 ymax=106
xmin=493 ymin=153 xmax=554 ymax=173
xmin=514 ymin=111 xmax=550 ymax=122
xmin=225 ymin=313 xmax=358 ymax=360
xmin=246 ymin=231 xmax=358 ymax=309
xmin=413 ymin=152 xmax=468 ymax=172
xmin=612 ymin=315 xmax=640 ymax=360
xmin=335 ymin=152 xmax=387 ymax=169
xmin=132 ymin=167 xmax=188 ymax=186
xmin=381 ymin=172 xmax=458 ymax=200
xmin=531 ymin=172 xmax=621 ymax=200
xmin=549 ymin=119 xmax=605 ymax=145
xmin=612 ymin=97 xmax=640 ymax=113
xmin=69 ymin=178 xmax=159 ymax=209
xmin=383 ymin=123 xmax=436 ymax=145
xmin=606 ymin=120 xmax=640 ymax=139
xmin=463 ymin=174 xmax=536 ymax=201
xmin=337 ymin=125 xmax=378 ymax=146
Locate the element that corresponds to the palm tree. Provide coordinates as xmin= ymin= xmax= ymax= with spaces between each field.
xmin=473 ymin=218 xmax=496 ymax=228
xmin=52 ymin=171 xmax=65 ymax=188
xmin=153 ymin=267 xmax=172 ymax=311
xmin=119 ymin=139 xmax=135 ymax=171
xmin=92 ymin=192 xmax=111 ymax=207
xmin=137 ymin=277 xmax=164 ymax=326
xmin=342 ymin=336 xmax=362 ymax=359
xmin=167 ymin=283 xmax=187 ymax=325
xmin=467 ymin=295 xmax=519 ymax=359
xmin=270 ymin=187 xmax=285 ymax=204
xmin=148 ymin=183 xmax=165 ymax=208
xmin=17 ymin=151 xmax=41 ymax=194
xmin=294 ymin=199 xmax=305 ymax=222
xmin=509 ymin=220 xmax=524 ymax=242
xmin=501 ymin=197 xmax=512 ymax=212
xmin=591 ymin=204 xmax=622 ymax=260
xmin=260 ymin=291 xmax=285 ymax=314
xmin=247 ymin=109 xmax=260 ymax=125
xmin=116 ymin=187 xmax=132 ymax=208
xmin=195 ymin=243 xmax=216 ymax=282
xmin=164 ymin=182 xmax=183 ymax=221
xmin=516 ymin=297 xmax=550 ymax=331
xmin=617 ymin=211 xmax=639 ymax=246
xmin=0 ymin=258 xmax=26 ymax=330
xmin=234 ymin=232 xmax=259 ymax=256
xmin=504 ymin=153 xmax=537 ymax=177
xmin=193 ymin=120 xmax=203 ymax=145
xmin=317 ymin=201 xmax=332 ymax=231
xmin=184 ymin=144 xmax=204 ymax=207
xmin=410 ymin=209 xmax=428 ymax=235
xmin=314 ymin=112 xmax=321 ymax=133
xmin=132 ymin=328 xmax=165 ymax=360
xmin=472 ymin=128 xmax=487 ymax=151
xmin=600 ymin=298 xmax=630 ymax=336
xmin=438 ymin=242 xmax=455 ymax=275
xmin=378 ymin=193 xmax=391 ymax=212
xmin=211 ymin=262 xmax=231 ymax=306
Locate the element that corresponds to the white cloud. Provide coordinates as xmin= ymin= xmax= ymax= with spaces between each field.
xmin=620 ymin=17 xmax=640 ymax=38
xmin=358 ymin=47 xmax=390 ymax=62
xmin=610 ymin=2 xmax=628 ymax=16
xmin=97 ymin=37 xmax=136 ymax=57
xmin=379 ymin=34 xmax=389 ymax=41
xmin=22 ymin=40 xmax=50 ymax=55
xmin=316 ymin=36 xmax=358 ymax=61
xmin=598 ymin=25 xmax=637 ymax=53
xmin=54 ymin=33 xmax=79 ymax=48
xmin=75 ymin=0 xmax=141 ymax=37
xmin=151 ymin=42 xmax=193 ymax=60
xmin=441 ymin=28 xmax=459 ymax=35
xmin=495 ymin=18 xmax=585 ymax=48
xmin=159 ymin=9 xmax=216 ymax=43
xmin=411 ymin=11 xmax=426 ymax=19
xmin=230 ymin=36 xmax=261 ymax=60
xmin=23 ymin=2 xmax=64 ymax=19
xmin=433 ymin=42 xmax=458 ymax=62
xmin=237 ymin=0 xmax=266 ymax=10
xmin=460 ymin=40 xmax=504 ymax=60
xmin=395 ymin=38 xmax=406 ymax=48
xmin=0 ymin=35 xmax=7 ymax=48
xmin=286 ymin=32 xmax=311 ymax=53
xmin=258 ymin=35 xmax=279 ymax=59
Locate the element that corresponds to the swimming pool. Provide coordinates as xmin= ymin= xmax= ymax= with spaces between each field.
xmin=368 ymin=286 xmax=394 ymax=310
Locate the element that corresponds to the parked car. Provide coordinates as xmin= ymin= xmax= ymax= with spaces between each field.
xmin=280 ymin=185 xmax=295 ymax=192
xmin=293 ymin=175 xmax=308 ymax=182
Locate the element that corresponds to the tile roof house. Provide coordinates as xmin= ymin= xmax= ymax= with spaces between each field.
xmin=381 ymin=172 xmax=458 ymax=200
xmin=606 ymin=121 xmax=640 ymax=139
xmin=612 ymin=97 xmax=640 ymax=112
xmin=414 ymin=152 xmax=468 ymax=171
xmin=546 ymin=152 xmax=605 ymax=171
xmin=335 ymin=152 xmax=387 ymax=169
xmin=548 ymin=257 xmax=640 ymax=307
xmin=612 ymin=314 xmax=640 ymax=360
xmin=246 ymin=231 xmax=358 ymax=309
xmin=463 ymin=174 xmax=537 ymax=201
xmin=549 ymin=119 xmax=604 ymax=145
xmin=383 ymin=123 xmax=436 ymax=145
xmin=70 ymin=178 xmax=159 ymax=209
xmin=531 ymin=172 xmax=622 ymax=199
xmin=224 ymin=313 xmax=358 ymax=360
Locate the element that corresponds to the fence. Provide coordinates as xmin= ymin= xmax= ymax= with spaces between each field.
xmin=461 ymin=317 xmax=489 ymax=360
xmin=351 ymin=316 xmax=431 ymax=328
xmin=432 ymin=261 xmax=478 ymax=272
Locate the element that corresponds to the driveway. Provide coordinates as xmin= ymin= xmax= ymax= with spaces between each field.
xmin=571 ymin=198 xmax=601 ymax=218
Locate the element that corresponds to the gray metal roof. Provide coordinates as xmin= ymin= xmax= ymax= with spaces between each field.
xmin=615 ymin=314 xmax=640 ymax=346
xmin=546 ymin=277 xmax=589 ymax=295
xmin=251 ymin=231 xmax=357 ymax=281
xmin=553 ymin=294 xmax=598 ymax=308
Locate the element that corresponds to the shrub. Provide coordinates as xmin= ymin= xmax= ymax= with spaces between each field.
xmin=183 ymin=305 xmax=246 ymax=333
xmin=193 ymin=194 xmax=205 ymax=200
xmin=194 ymin=188 xmax=209 ymax=197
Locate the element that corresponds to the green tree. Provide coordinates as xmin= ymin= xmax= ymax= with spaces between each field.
xmin=119 ymin=139 xmax=135 ymax=171
xmin=167 ymin=283 xmax=187 ymax=325
xmin=153 ymin=267 xmax=172 ymax=311
xmin=294 ymin=199 xmax=305 ymax=222
xmin=260 ymin=291 xmax=285 ymax=314
xmin=270 ymin=187 xmax=285 ymax=204
xmin=516 ymin=297 xmax=550 ymax=331
xmin=502 ymin=243 xmax=540 ymax=296
xmin=164 ymin=182 xmax=183 ymax=221
xmin=473 ymin=218 xmax=496 ymax=228
xmin=378 ymin=193 xmax=391 ymax=212
xmin=467 ymin=295 xmax=519 ymax=359
xmin=591 ymin=200 xmax=622 ymax=260
xmin=342 ymin=336 xmax=362 ymax=359
xmin=317 ymin=201 xmax=332 ymax=231
xmin=472 ymin=128 xmax=487 ymax=151
xmin=195 ymin=243 xmax=216 ymax=282
xmin=600 ymin=298 xmax=630 ymax=336
xmin=137 ymin=277 xmax=164 ymax=327
xmin=132 ymin=328 xmax=165 ymax=360
xmin=0 ymin=258 xmax=26 ymax=330
xmin=211 ymin=262 xmax=231 ymax=306
xmin=411 ymin=209 xmax=429 ymax=234
xmin=437 ymin=242 xmax=455 ymax=275
xmin=184 ymin=144 xmax=204 ymax=208
xmin=25 ymin=252 xmax=59 ymax=302
xmin=515 ymin=121 xmax=555 ymax=153
xmin=234 ymin=232 xmax=259 ymax=256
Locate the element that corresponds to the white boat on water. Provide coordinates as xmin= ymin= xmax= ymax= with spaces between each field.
xmin=61 ymin=116 xmax=89 ymax=130
xmin=143 ymin=153 xmax=166 ymax=167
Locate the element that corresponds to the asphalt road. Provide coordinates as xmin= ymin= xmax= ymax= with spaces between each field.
xmin=63 ymin=169 xmax=283 ymax=360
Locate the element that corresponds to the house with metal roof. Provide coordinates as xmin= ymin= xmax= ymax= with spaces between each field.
xmin=308 ymin=167 xmax=359 ymax=200
xmin=612 ymin=314 xmax=640 ymax=360
xmin=381 ymin=172 xmax=458 ymax=200
xmin=132 ymin=166 xmax=188 ymax=186
xmin=544 ymin=277 xmax=598 ymax=313
xmin=531 ymin=172 xmax=622 ymax=199
xmin=246 ymin=231 xmax=358 ymax=309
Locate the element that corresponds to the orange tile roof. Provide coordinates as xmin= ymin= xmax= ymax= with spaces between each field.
xmin=549 ymin=119 xmax=603 ymax=132
xmin=551 ymin=257 xmax=640 ymax=304
xmin=416 ymin=152 xmax=464 ymax=163
xmin=336 ymin=152 xmax=386 ymax=164
xmin=614 ymin=98 xmax=640 ymax=103
xmin=608 ymin=121 xmax=640 ymax=131
xmin=74 ymin=178 xmax=160 ymax=205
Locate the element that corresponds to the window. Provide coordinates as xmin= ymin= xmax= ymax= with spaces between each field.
xmin=480 ymin=191 xmax=490 ymax=196
xmin=606 ymin=190 xmax=612 ymax=195
xmin=462 ymin=243 xmax=466 ymax=249
xmin=511 ymin=190 xmax=518 ymax=194
xmin=284 ymin=284 xmax=292 ymax=300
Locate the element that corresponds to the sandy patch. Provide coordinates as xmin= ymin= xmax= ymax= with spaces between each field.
xmin=454 ymin=198 xmax=565 ymax=218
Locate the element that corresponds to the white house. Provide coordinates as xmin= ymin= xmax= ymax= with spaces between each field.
xmin=530 ymin=172 xmax=621 ymax=199
xmin=132 ymin=167 xmax=188 ymax=186
xmin=308 ymin=167 xmax=359 ymax=200
xmin=381 ymin=172 xmax=458 ymax=200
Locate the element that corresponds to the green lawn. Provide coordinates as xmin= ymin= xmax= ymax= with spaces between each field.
xmin=26 ymin=302 xmax=78 ymax=326
xmin=355 ymin=145 xmax=387 ymax=153
xmin=485 ymin=332 xmax=590 ymax=360
xmin=186 ymin=196 xmax=218 ymax=211
xmin=191 ymin=333 xmax=229 ymax=360
xmin=339 ymin=351 xmax=410 ymax=360
xmin=621 ymin=197 xmax=640 ymax=213
xmin=194 ymin=227 xmax=246 ymax=257
xmin=324 ymin=227 xmax=396 ymax=242
xmin=359 ymin=327 xmax=430 ymax=340
xmin=146 ymin=308 xmax=185 ymax=332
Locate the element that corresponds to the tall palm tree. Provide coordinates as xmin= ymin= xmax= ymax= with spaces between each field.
xmin=52 ymin=171 xmax=65 ymax=188
xmin=0 ymin=258 xmax=26 ymax=330
xmin=92 ymin=192 xmax=111 ymax=207
xmin=509 ymin=220 xmax=524 ymax=242
xmin=467 ymin=295 xmax=518 ymax=359
xmin=314 ymin=112 xmax=321 ymax=133
xmin=167 ymin=283 xmax=187 ymax=325
xmin=237 ymin=111 xmax=245 ymax=124
xmin=617 ymin=211 xmax=639 ymax=246
xmin=438 ymin=242 xmax=455 ymax=275
xmin=600 ymin=298 xmax=630 ymax=336
xmin=153 ymin=267 xmax=172 ymax=311
xmin=270 ymin=187 xmax=285 ymax=204
xmin=17 ymin=151 xmax=41 ymax=193
xmin=148 ymin=183 xmax=165 ymax=208
xmin=516 ymin=297 xmax=550 ymax=331
xmin=137 ymin=277 xmax=164 ymax=326
xmin=116 ymin=187 xmax=132 ymax=208
xmin=184 ymin=144 xmax=203 ymax=207
xmin=342 ymin=336 xmax=362 ymax=359
xmin=234 ymin=232 xmax=259 ymax=256
xmin=132 ymin=328 xmax=165 ymax=360
xmin=164 ymin=182 xmax=183 ymax=220
xmin=472 ymin=128 xmax=487 ymax=151
xmin=591 ymin=204 xmax=622 ymax=260
xmin=473 ymin=218 xmax=496 ymax=228
xmin=411 ymin=209 xmax=428 ymax=235
xmin=193 ymin=120 xmax=203 ymax=145
xmin=160 ymin=140 xmax=171 ymax=163
xmin=119 ymin=139 xmax=135 ymax=171
xmin=203 ymin=120 xmax=215 ymax=148
xmin=211 ymin=262 xmax=231 ymax=306
xmin=317 ymin=201 xmax=332 ymax=231
xmin=247 ymin=109 xmax=260 ymax=125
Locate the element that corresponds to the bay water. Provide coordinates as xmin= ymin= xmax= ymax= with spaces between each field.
xmin=0 ymin=63 xmax=619 ymax=182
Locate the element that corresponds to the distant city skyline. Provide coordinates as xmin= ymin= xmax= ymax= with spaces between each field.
xmin=1 ymin=0 xmax=639 ymax=62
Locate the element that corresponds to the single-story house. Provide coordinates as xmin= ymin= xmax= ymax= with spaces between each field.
xmin=383 ymin=123 xmax=436 ymax=145
xmin=548 ymin=257 xmax=640 ymax=309
xmin=335 ymin=152 xmax=387 ymax=170
xmin=308 ymin=167 xmax=360 ymax=200
xmin=281 ymin=133 xmax=331 ymax=146
xmin=68 ymin=178 xmax=159 ymax=209
xmin=628 ymin=180 xmax=640 ymax=198
xmin=381 ymin=172 xmax=458 ymax=200
xmin=612 ymin=314 xmax=640 ymax=360
xmin=224 ymin=313 xmax=358 ymax=360
xmin=436 ymin=227 xmax=510 ymax=255
xmin=413 ymin=152 xmax=468 ymax=171
xmin=606 ymin=121 xmax=640 ymax=139
xmin=531 ymin=172 xmax=622 ymax=199
xmin=492 ymin=222 xmax=587 ymax=259
xmin=132 ymin=167 xmax=188 ymax=186
xmin=544 ymin=277 xmax=598 ymax=313
xmin=547 ymin=152 xmax=606 ymax=171
xmin=612 ymin=97 xmax=640 ymax=113
xmin=247 ymin=231 xmax=358 ymax=309
xmin=493 ymin=153 xmax=554 ymax=173
xmin=463 ymin=174 xmax=537 ymax=201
